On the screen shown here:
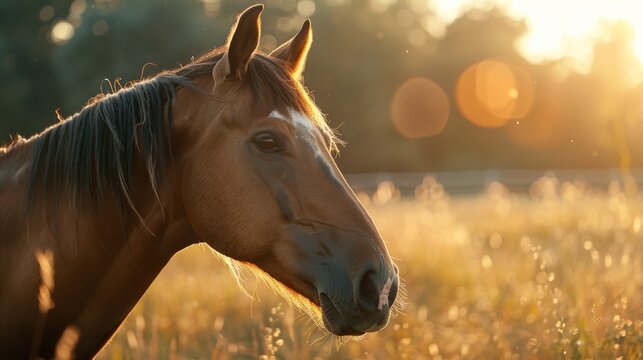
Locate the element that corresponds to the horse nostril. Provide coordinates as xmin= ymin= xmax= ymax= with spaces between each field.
xmin=388 ymin=275 xmax=399 ymax=306
xmin=356 ymin=270 xmax=379 ymax=312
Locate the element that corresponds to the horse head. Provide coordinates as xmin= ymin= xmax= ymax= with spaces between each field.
xmin=175 ymin=5 xmax=400 ymax=336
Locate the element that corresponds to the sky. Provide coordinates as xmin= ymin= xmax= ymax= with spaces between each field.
xmin=426 ymin=0 xmax=643 ymax=74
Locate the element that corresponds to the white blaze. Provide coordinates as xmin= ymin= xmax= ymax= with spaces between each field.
xmin=271 ymin=109 xmax=392 ymax=310
xmin=269 ymin=108 xmax=330 ymax=162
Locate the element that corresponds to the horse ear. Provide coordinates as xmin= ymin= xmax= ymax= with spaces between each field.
xmin=213 ymin=4 xmax=263 ymax=86
xmin=270 ymin=19 xmax=312 ymax=79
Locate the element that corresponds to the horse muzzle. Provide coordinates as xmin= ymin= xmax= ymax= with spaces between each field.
xmin=318 ymin=263 xmax=399 ymax=336
xmin=274 ymin=223 xmax=400 ymax=336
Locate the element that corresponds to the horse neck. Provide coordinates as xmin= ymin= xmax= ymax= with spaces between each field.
xmin=0 ymin=139 xmax=197 ymax=358
xmin=0 ymin=141 xmax=32 ymax=195
xmin=0 ymin=142 xmax=33 ymax=250
xmin=42 ymin=157 xmax=197 ymax=357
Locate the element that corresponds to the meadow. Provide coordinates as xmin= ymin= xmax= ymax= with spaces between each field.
xmin=97 ymin=175 xmax=642 ymax=359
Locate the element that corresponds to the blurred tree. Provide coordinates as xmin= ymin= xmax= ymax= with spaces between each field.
xmin=0 ymin=0 xmax=73 ymax=139
xmin=418 ymin=7 xmax=529 ymax=171
xmin=53 ymin=0 xmax=217 ymax=115
xmin=1 ymin=0 xmax=642 ymax=173
xmin=588 ymin=22 xmax=642 ymax=175
xmin=304 ymin=0 xmax=440 ymax=171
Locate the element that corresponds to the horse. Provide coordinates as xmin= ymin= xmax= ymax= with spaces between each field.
xmin=0 ymin=5 xmax=400 ymax=358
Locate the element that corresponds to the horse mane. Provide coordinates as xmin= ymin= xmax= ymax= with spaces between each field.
xmin=28 ymin=74 xmax=180 ymax=212
xmin=0 ymin=135 xmax=26 ymax=156
xmin=24 ymin=49 xmax=338 ymax=213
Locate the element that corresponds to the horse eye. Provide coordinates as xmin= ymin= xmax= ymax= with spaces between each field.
xmin=253 ymin=132 xmax=281 ymax=152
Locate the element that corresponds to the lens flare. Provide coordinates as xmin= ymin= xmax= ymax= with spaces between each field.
xmin=391 ymin=77 xmax=450 ymax=139
xmin=507 ymin=80 xmax=562 ymax=148
xmin=456 ymin=60 xmax=535 ymax=128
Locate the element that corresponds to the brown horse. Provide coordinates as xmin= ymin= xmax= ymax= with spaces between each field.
xmin=0 ymin=5 xmax=400 ymax=358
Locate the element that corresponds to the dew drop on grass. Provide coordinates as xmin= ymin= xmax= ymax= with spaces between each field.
xmin=417 ymin=305 xmax=428 ymax=322
xmin=461 ymin=344 xmax=469 ymax=356
xmin=489 ymin=233 xmax=503 ymax=249
xmin=448 ymin=306 xmax=458 ymax=321
xmin=429 ymin=343 xmax=439 ymax=355
xmin=481 ymin=255 xmax=493 ymax=269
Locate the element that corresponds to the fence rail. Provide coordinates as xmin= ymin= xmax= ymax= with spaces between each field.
xmin=345 ymin=168 xmax=643 ymax=195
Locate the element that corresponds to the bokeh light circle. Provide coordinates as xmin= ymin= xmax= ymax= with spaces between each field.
xmin=507 ymin=80 xmax=562 ymax=148
xmin=51 ymin=20 xmax=75 ymax=45
xmin=391 ymin=77 xmax=450 ymax=139
xmin=456 ymin=60 xmax=535 ymax=128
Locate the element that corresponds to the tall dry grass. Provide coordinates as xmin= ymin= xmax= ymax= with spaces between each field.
xmin=98 ymin=175 xmax=642 ymax=359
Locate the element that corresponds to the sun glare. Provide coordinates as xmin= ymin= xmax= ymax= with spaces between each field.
xmin=634 ymin=38 xmax=643 ymax=64
xmin=430 ymin=0 xmax=643 ymax=76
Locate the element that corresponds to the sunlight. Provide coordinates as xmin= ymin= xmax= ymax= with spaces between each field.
xmin=428 ymin=0 xmax=643 ymax=76
xmin=634 ymin=37 xmax=643 ymax=64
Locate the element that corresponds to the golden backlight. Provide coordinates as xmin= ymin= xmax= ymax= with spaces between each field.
xmin=430 ymin=0 xmax=643 ymax=78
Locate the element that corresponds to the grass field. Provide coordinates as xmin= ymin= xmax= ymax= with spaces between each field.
xmin=97 ymin=175 xmax=642 ymax=359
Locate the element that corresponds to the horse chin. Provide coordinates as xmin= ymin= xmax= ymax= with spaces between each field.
xmin=319 ymin=293 xmax=366 ymax=336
